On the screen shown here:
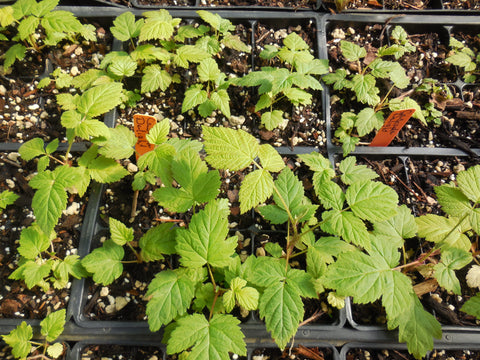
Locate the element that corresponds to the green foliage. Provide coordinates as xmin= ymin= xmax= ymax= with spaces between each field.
xmin=446 ymin=36 xmax=480 ymax=83
xmin=238 ymin=32 xmax=327 ymax=130
xmin=323 ymin=27 xmax=428 ymax=155
xmin=1 ymin=0 xmax=94 ymax=72
xmin=0 ymin=190 xmax=19 ymax=212
xmin=2 ymin=310 xmax=66 ymax=359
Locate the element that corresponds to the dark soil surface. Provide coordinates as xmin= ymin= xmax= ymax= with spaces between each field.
xmin=0 ymin=153 xmax=85 ymax=319
xmin=345 ymin=348 xmax=415 ymax=360
xmin=430 ymin=349 xmax=480 ymax=359
xmin=443 ymin=0 xmax=480 ymax=9
xmin=252 ymin=346 xmax=335 ymax=360
xmin=200 ymin=0 xmax=316 ymax=8
xmin=81 ymin=344 xmax=163 ymax=360
xmin=136 ymin=0 xmax=194 ymax=5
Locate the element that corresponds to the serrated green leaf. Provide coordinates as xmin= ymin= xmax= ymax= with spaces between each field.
xmin=373 ymin=205 xmax=416 ymax=248
xmin=258 ymin=144 xmax=284 ymax=172
xmin=298 ymin=152 xmax=335 ymax=181
xmin=146 ymin=119 xmax=170 ymax=145
xmin=340 ymin=40 xmax=366 ymax=62
xmin=315 ymin=179 xmax=345 ymax=211
xmin=140 ymin=223 xmax=176 ymax=262
xmin=175 ymin=24 xmax=208 ymax=42
xmin=346 ymin=180 xmax=398 ymax=222
xmin=198 ymin=58 xmax=221 ymax=82
xmin=239 ymin=169 xmax=273 ymax=214
xmin=146 ymin=269 xmax=195 ymax=332
xmin=77 ymin=83 xmax=123 ymax=118
xmin=2 ymin=321 xmax=32 ymax=359
xmin=0 ymin=190 xmax=19 ymax=210
xmin=259 ymin=205 xmax=289 ymax=225
xmin=29 ymin=166 xmax=77 ymax=234
xmin=167 ymin=313 xmax=246 ymax=360
xmin=434 ymin=248 xmax=472 ymax=295
xmin=98 ymin=125 xmax=136 ymax=160
xmin=446 ymin=51 xmax=473 ymax=67
xmin=111 ymin=11 xmax=143 ymax=42
xmin=174 ymin=45 xmax=210 ymax=68
xmin=435 ymin=185 xmax=472 ymax=218
xmin=19 ymin=138 xmax=45 ymax=161
xmin=41 ymin=10 xmax=83 ymax=38
xmin=109 ymin=217 xmax=133 ymax=246
xmin=416 ymin=214 xmax=470 ymax=251
xmin=461 ymin=293 xmax=480 ymax=319
xmin=131 ymin=44 xmax=170 ymax=63
xmin=356 ymin=107 xmax=384 ymax=137
xmin=389 ymin=62 xmax=410 ymax=89
xmin=41 ymin=309 xmax=65 ymax=342
xmin=4 ymin=43 xmax=26 ymax=71
xmin=210 ymin=89 xmax=230 ymax=118
xmin=17 ymin=15 xmax=39 ymax=40
xmin=87 ymin=156 xmax=129 ymax=183
xmin=259 ymin=280 xmax=303 ymax=350
xmin=393 ymin=296 xmax=442 ymax=359
xmin=176 ymin=199 xmax=236 ymax=268
xmin=139 ymin=9 xmax=180 ymax=42
xmin=261 ymin=110 xmax=284 ymax=131
xmin=322 ymin=68 xmax=348 ymax=90
xmin=22 ymin=260 xmax=52 ymax=289
xmin=12 ymin=0 xmax=34 ymax=19
xmin=108 ymin=55 xmax=137 ymax=77
xmin=389 ymin=97 xmax=425 ymax=125
xmin=0 ymin=6 xmax=15 ymax=27
xmin=222 ymin=33 xmax=250 ymax=53
xmin=17 ymin=225 xmax=50 ymax=259
xmin=142 ymin=64 xmax=172 ymax=93
xmin=339 ymin=156 xmax=379 ymax=185
xmin=350 ymin=73 xmax=380 ymax=106
xmin=182 ymin=85 xmax=208 ymax=113
xmin=368 ymin=58 xmax=396 ymax=78
xmin=457 ymin=165 xmax=480 ymax=203
xmin=321 ymin=209 xmax=371 ymax=249
xmin=306 ymin=236 xmax=354 ymax=279
xmin=203 ymin=126 xmax=259 ymax=171
xmin=81 ymin=239 xmax=124 ymax=285
xmin=47 ymin=342 xmax=64 ymax=359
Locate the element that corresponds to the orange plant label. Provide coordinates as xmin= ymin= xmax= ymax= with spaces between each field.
xmin=133 ymin=114 xmax=157 ymax=159
xmin=369 ymin=109 xmax=416 ymax=147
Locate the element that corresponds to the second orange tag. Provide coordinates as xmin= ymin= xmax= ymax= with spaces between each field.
xmin=133 ymin=114 xmax=157 ymax=159
xmin=369 ymin=109 xmax=416 ymax=147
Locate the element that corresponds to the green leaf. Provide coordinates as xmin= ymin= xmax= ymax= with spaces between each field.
xmin=139 ymin=9 xmax=180 ymax=42
xmin=461 ymin=293 xmax=480 ymax=319
xmin=174 ymin=45 xmax=210 ymax=68
xmin=416 ymin=214 xmax=470 ymax=251
xmin=321 ymin=209 xmax=371 ymax=249
xmin=434 ymin=248 xmax=472 ymax=295
xmin=239 ymin=169 xmax=274 ymax=214
xmin=98 ymin=126 xmax=136 ymax=160
xmin=210 ymin=89 xmax=230 ymax=118
xmin=339 ymin=156 xmax=378 ymax=185
xmin=131 ymin=44 xmax=170 ymax=63
xmin=350 ymin=74 xmax=380 ymax=106
xmin=18 ymin=225 xmax=50 ymax=259
xmin=298 ymin=152 xmax=335 ymax=182
xmin=29 ymin=166 xmax=77 ymax=234
xmin=389 ymin=97 xmax=425 ymax=125
xmin=306 ymin=236 xmax=354 ymax=279
xmin=41 ymin=309 xmax=65 ymax=342
xmin=12 ymin=0 xmax=34 ymax=19
xmin=175 ymin=24 xmax=208 ymax=42
xmin=146 ymin=269 xmax=195 ymax=331
xmin=283 ymin=87 xmax=312 ymax=106
xmin=435 ymin=185 xmax=472 ymax=218
xmin=355 ymin=107 xmax=384 ymax=137
xmin=261 ymin=110 xmax=284 ymax=131
xmin=87 ymin=156 xmax=129 ymax=183
xmin=393 ymin=296 xmax=442 ymax=359
xmin=224 ymin=277 xmax=259 ymax=312
xmin=222 ymin=34 xmax=250 ymax=53
xmin=18 ymin=15 xmax=39 ymax=40
xmin=322 ymin=68 xmax=348 ymax=90
xmin=197 ymin=10 xmax=234 ymax=34
xmin=203 ymin=126 xmax=259 ymax=171
xmin=109 ymin=217 xmax=133 ymax=246
xmin=258 ymin=144 xmax=284 ymax=172
xmin=346 ymin=180 xmax=398 ymax=222
xmin=21 ymin=260 xmax=52 ymax=289
xmin=0 ymin=190 xmax=19 ymax=210
xmin=146 ymin=119 xmax=170 ymax=145
xmin=182 ymin=85 xmax=208 ymax=113
xmin=446 ymin=51 xmax=473 ymax=67
xmin=198 ymin=58 xmax=221 ymax=82
xmin=81 ymin=239 xmax=124 ymax=285
xmin=4 ymin=43 xmax=26 ymax=71
xmin=176 ymin=199 xmax=237 ymax=268
xmin=315 ymin=179 xmax=345 ymax=211
xmin=140 ymin=223 xmax=177 ymax=262
xmin=47 ymin=342 xmax=64 ymax=358
xmin=0 ymin=6 xmax=15 ymax=27
xmin=259 ymin=280 xmax=303 ymax=350
xmin=19 ymin=138 xmax=46 ymax=161
xmin=373 ymin=205 xmax=417 ymax=248
xmin=2 ymin=322 xmax=32 ymax=359
xmin=340 ymin=40 xmax=366 ymax=62
xmin=368 ymin=58 xmax=397 ymax=78
xmin=108 ymin=56 xmax=137 ymax=77
xmin=77 ymin=83 xmax=123 ymax=118
xmin=142 ymin=64 xmax=172 ymax=93
xmin=167 ymin=313 xmax=246 ymax=359
xmin=457 ymin=165 xmax=480 ymax=203
xmin=111 ymin=11 xmax=143 ymax=41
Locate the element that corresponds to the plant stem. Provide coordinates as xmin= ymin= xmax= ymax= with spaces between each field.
xmin=130 ymin=190 xmax=139 ymax=222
